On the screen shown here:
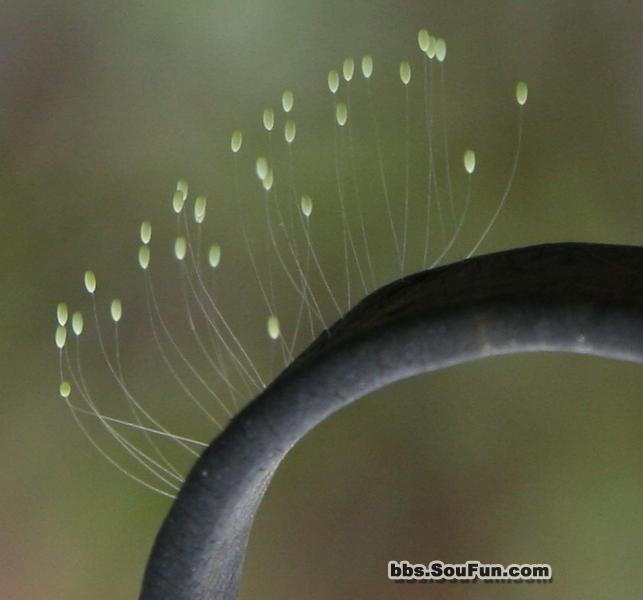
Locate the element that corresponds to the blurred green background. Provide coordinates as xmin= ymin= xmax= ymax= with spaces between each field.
xmin=1 ymin=1 xmax=641 ymax=598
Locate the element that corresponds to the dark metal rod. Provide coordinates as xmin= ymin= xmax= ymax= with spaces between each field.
xmin=140 ymin=242 xmax=643 ymax=599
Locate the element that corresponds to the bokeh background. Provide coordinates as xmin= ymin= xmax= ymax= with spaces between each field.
xmin=1 ymin=1 xmax=642 ymax=598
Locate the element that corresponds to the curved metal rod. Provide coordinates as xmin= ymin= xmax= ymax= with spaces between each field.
xmin=140 ymin=242 xmax=643 ymax=599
